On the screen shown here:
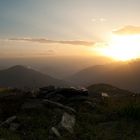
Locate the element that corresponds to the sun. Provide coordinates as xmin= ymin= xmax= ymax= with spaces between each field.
xmin=99 ymin=34 xmax=140 ymax=61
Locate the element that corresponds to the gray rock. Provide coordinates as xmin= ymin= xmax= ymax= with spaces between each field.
xmin=101 ymin=92 xmax=109 ymax=97
xmin=68 ymin=96 xmax=92 ymax=102
xmin=50 ymin=112 xmax=76 ymax=139
xmin=43 ymin=99 xmax=76 ymax=114
xmin=51 ymin=127 xmax=61 ymax=138
xmin=0 ymin=116 xmax=17 ymax=127
xmin=39 ymin=86 xmax=55 ymax=98
xmin=46 ymin=94 xmax=65 ymax=102
xmin=60 ymin=112 xmax=75 ymax=133
xmin=53 ymin=88 xmax=88 ymax=98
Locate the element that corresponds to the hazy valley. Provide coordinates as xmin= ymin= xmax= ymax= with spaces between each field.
xmin=1 ymin=59 xmax=140 ymax=93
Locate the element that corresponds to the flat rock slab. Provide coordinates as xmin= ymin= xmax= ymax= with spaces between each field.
xmin=43 ymin=99 xmax=76 ymax=114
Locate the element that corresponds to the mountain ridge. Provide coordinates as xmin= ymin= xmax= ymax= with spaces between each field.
xmin=68 ymin=60 xmax=140 ymax=92
xmin=0 ymin=65 xmax=68 ymax=88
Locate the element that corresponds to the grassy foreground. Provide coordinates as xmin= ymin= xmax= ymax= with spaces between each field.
xmin=0 ymin=89 xmax=140 ymax=140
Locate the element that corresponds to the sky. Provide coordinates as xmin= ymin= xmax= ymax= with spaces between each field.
xmin=0 ymin=0 xmax=140 ymax=59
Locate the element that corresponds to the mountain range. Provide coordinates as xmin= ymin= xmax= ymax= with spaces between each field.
xmin=1 ymin=60 xmax=140 ymax=92
xmin=68 ymin=60 xmax=140 ymax=92
xmin=0 ymin=65 xmax=68 ymax=89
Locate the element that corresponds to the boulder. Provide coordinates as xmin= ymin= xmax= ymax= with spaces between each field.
xmin=0 ymin=116 xmax=17 ymax=127
xmin=54 ymin=88 xmax=88 ymax=98
xmin=38 ymin=85 xmax=55 ymax=98
xmin=45 ymin=93 xmax=65 ymax=102
xmin=60 ymin=112 xmax=75 ymax=133
xmin=51 ymin=127 xmax=61 ymax=138
xmin=68 ymin=96 xmax=91 ymax=102
xmin=43 ymin=99 xmax=76 ymax=114
xmin=50 ymin=112 xmax=76 ymax=139
xmin=101 ymin=92 xmax=109 ymax=98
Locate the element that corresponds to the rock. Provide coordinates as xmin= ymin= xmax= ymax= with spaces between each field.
xmin=68 ymin=96 xmax=92 ymax=102
xmin=38 ymin=86 xmax=55 ymax=98
xmin=101 ymin=92 xmax=109 ymax=98
xmin=45 ymin=93 xmax=65 ymax=102
xmin=9 ymin=123 xmax=20 ymax=131
xmin=0 ymin=116 xmax=17 ymax=127
xmin=21 ymin=99 xmax=44 ymax=110
xmin=60 ymin=112 xmax=75 ymax=133
xmin=51 ymin=127 xmax=61 ymax=138
xmin=43 ymin=99 xmax=76 ymax=114
xmin=54 ymin=88 xmax=88 ymax=98
xmin=50 ymin=112 xmax=76 ymax=139
xmin=44 ymin=92 xmax=56 ymax=99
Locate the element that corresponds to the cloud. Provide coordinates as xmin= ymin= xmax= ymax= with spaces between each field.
xmin=92 ymin=18 xmax=107 ymax=23
xmin=9 ymin=38 xmax=94 ymax=46
xmin=99 ymin=18 xmax=107 ymax=22
xmin=113 ymin=25 xmax=140 ymax=35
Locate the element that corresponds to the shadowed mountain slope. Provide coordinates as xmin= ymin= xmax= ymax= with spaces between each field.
xmin=87 ymin=83 xmax=134 ymax=97
xmin=0 ymin=65 xmax=68 ymax=88
xmin=69 ymin=60 xmax=140 ymax=92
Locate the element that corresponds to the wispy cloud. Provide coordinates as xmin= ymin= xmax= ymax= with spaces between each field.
xmin=9 ymin=38 xmax=95 ymax=46
xmin=92 ymin=17 xmax=107 ymax=23
xmin=113 ymin=25 xmax=140 ymax=35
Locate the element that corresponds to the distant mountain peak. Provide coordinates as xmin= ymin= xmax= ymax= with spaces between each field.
xmin=7 ymin=65 xmax=35 ymax=73
xmin=69 ymin=60 xmax=140 ymax=92
xmin=8 ymin=65 xmax=28 ymax=70
xmin=0 ymin=65 xmax=68 ymax=88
